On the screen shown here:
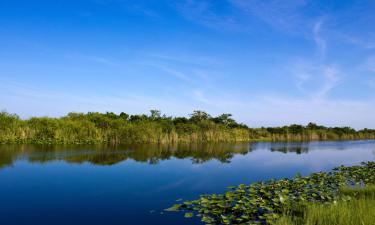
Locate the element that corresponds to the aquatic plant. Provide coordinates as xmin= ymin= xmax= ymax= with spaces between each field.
xmin=166 ymin=162 xmax=375 ymax=224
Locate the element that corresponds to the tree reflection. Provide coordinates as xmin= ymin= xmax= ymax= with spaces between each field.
xmin=0 ymin=142 xmax=254 ymax=169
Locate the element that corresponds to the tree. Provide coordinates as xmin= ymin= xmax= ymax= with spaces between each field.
xmin=119 ymin=112 xmax=129 ymax=120
xmin=190 ymin=110 xmax=211 ymax=122
xmin=150 ymin=110 xmax=161 ymax=120
xmin=129 ymin=114 xmax=148 ymax=122
xmin=307 ymin=122 xmax=318 ymax=130
xmin=288 ymin=124 xmax=304 ymax=134
xmin=214 ymin=113 xmax=235 ymax=125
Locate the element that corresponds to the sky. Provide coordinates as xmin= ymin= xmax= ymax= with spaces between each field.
xmin=0 ymin=0 xmax=375 ymax=129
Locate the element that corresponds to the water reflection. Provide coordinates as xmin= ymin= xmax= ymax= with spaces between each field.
xmin=0 ymin=141 xmax=374 ymax=171
xmin=0 ymin=142 xmax=253 ymax=169
xmin=1 ymin=140 xmax=374 ymax=170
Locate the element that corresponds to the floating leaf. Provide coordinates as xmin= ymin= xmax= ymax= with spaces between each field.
xmin=184 ymin=212 xmax=194 ymax=218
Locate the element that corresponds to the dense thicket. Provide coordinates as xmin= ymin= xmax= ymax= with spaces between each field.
xmin=0 ymin=110 xmax=374 ymax=144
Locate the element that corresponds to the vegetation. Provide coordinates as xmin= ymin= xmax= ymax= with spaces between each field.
xmin=273 ymin=186 xmax=375 ymax=225
xmin=1 ymin=110 xmax=375 ymax=144
xmin=166 ymin=162 xmax=375 ymax=224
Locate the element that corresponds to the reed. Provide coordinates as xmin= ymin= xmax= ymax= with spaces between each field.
xmin=1 ymin=111 xmax=375 ymax=144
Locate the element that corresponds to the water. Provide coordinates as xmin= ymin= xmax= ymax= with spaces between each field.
xmin=0 ymin=140 xmax=374 ymax=225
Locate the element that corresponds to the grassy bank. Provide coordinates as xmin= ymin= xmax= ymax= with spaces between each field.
xmin=1 ymin=110 xmax=375 ymax=144
xmin=274 ymin=186 xmax=375 ymax=225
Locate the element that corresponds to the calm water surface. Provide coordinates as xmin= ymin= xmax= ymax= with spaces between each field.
xmin=0 ymin=140 xmax=374 ymax=225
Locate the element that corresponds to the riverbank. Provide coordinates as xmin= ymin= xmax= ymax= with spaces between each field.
xmin=1 ymin=111 xmax=375 ymax=144
xmin=273 ymin=185 xmax=375 ymax=225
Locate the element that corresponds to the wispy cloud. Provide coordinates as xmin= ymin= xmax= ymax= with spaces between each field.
xmin=293 ymin=64 xmax=342 ymax=100
xmin=172 ymin=0 xmax=314 ymax=34
xmin=63 ymin=52 xmax=119 ymax=67
xmin=136 ymin=50 xmax=222 ymax=86
xmin=142 ymin=52 xmax=219 ymax=66
xmin=192 ymin=90 xmax=211 ymax=105
xmin=338 ymin=33 xmax=375 ymax=50
xmin=128 ymin=4 xmax=161 ymax=19
xmin=138 ymin=59 xmax=195 ymax=83
xmin=301 ymin=69 xmax=338 ymax=99
xmin=91 ymin=0 xmax=161 ymax=19
xmin=313 ymin=19 xmax=326 ymax=57
xmin=291 ymin=60 xmax=341 ymax=100
xmin=288 ymin=15 xmax=343 ymax=101
xmin=172 ymin=0 xmax=240 ymax=30
xmin=146 ymin=63 xmax=191 ymax=82
xmin=174 ymin=0 xmax=373 ymax=56
xmin=315 ymin=66 xmax=341 ymax=98
xmin=326 ymin=0 xmax=375 ymax=50
xmin=230 ymin=0 xmax=308 ymax=33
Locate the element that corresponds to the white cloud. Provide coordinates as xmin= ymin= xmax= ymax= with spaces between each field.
xmin=313 ymin=19 xmax=326 ymax=57
xmin=290 ymin=59 xmax=341 ymax=100
xmin=152 ymin=64 xmax=191 ymax=82
xmin=314 ymin=66 xmax=341 ymax=99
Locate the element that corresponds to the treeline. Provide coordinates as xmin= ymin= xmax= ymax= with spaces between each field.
xmin=0 ymin=110 xmax=375 ymax=144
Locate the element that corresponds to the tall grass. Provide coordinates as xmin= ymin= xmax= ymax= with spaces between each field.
xmin=275 ymin=198 xmax=375 ymax=225
xmin=1 ymin=111 xmax=375 ymax=144
xmin=339 ymin=185 xmax=375 ymax=199
xmin=273 ymin=186 xmax=375 ymax=225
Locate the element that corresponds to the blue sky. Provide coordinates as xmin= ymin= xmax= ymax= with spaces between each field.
xmin=0 ymin=0 xmax=375 ymax=128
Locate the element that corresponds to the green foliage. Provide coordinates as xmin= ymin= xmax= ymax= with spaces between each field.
xmin=273 ymin=186 xmax=375 ymax=225
xmin=168 ymin=162 xmax=375 ymax=224
xmin=0 ymin=110 xmax=375 ymax=144
xmin=190 ymin=110 xmax=212 ymax=122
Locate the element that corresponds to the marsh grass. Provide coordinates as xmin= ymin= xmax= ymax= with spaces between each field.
xmin=1 ymin=111 xmax=375 ymax=144
xmin=339 ymin=185 xmax=375 ymax=199
xmin=274 ymin=185 xmax=375 ymax=225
